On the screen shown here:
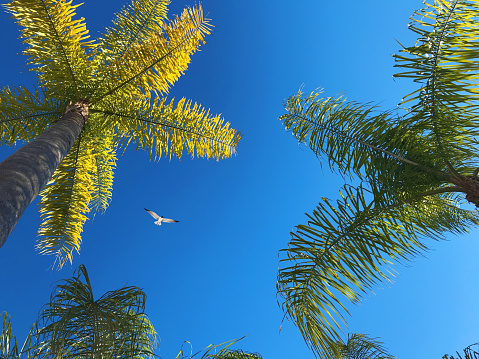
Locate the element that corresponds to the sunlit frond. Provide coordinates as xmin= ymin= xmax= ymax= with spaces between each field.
xmin=36 ymin=265 xmax=157 ymax=358
xmin=97 ymin=0 xmax=169 ymax=63
xmin=94 ymin=96 xmax=241 ymax=160
xmin=5 ymin=0 xmax=96 ymax=99
xmin=277 ymin=185 xmax=479 ymax=359
xmin=93 ymin=4 xmax=212 ymax=102
xmin=394 ymin=0 xmax=479 ymax=170
xmin=36 ymin=133 xmax=94 ymax=268
xmin=0 ymin=86 xmax=63 ymax=145
xmin=89 ymin=127 xmax=117 ymax=216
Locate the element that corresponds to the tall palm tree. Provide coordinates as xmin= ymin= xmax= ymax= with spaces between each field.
xmin=33 ymin=264 xmax=157 ymax=358
xmin=0 ymin=0 xmax=241 ymax=267
xmin=277 ymin=0 xmax=479 ymax=357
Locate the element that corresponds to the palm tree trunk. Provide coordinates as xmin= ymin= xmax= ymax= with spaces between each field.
xmin=0 ymin=101 xmax=88 ymax=248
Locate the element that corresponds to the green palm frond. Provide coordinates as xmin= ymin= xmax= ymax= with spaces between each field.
xmin=0 ymin=86 xmax=63 ymax=145
xmin=393 ymin=0 xmax=479 ymax=171
xmin=1 ymin=313 xmax=36 ymax=359
xmin=331 ymin=333 xmax=395 ymax=359
xmin=93 ymin=4 xmax=211 ymax=102
xmin=36 ymin=134 xmax=94 ymax=267
xmin=1 ymin=312 xmax=19 ymax=359
xmin=36 ymin=264 xmax=157 ymax=358
xmin=204 ymin=349 xmax=263 ymax=359
xmin=5 ymin=0 xmax=96 ymax=99
xmin=280 ymin=89 xmax=450 ymax=201
xmin=277 ymin=185 xmax=479 ymax=358
xmin=94 ymin=96 xmax=241 ymax=160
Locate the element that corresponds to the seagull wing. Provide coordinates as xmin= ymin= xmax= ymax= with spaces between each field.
xmin=144 ymin=208 xmax=160 ymax=221
xmin=161 ymin=218 xmax=179 ymax=223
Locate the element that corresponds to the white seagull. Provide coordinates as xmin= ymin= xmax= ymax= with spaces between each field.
xmin=144 ymin=208 xmax=179 ymax=226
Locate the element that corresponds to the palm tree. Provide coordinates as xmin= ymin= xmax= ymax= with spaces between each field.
xmin=33 ymin=264 xmax=157 ymax=358
xmin=277 ymin=0 xmax=479 ymax=357
xmin=0 ymin=0 xmax=241 ymax=267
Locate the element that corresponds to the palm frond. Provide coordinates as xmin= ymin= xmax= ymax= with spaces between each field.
xmin=393 ymin=0 xmax=479 ymax=171
xmin=36 ymin=133 xmax=94 ymax=268
xmin=280 ymin=89 xmax=449 ymax=198
xmin=1 ymin=313 xmax=37 ymax=359
xmin=331 ymin=333 xmax=395 ymax=359
xmin=93 ymin=4 xmax=212 ymax=102
xmin=204 ymin=349 xmax=263 ymax=359
xmin=277 ymin=185 xmax=479 ymax=359
xmin=1 ymin=312 xmax=19 ymax=359
xmin=93 ymin=96 xmax=241 ymax=160
xmin=5 ymin=0 xmax=96 ymax=99
xmin=36 ymin=264 xmax=157 ymax=358
xmin=89 ymin=128 xmax=117 ymax=216
xmin=0 ymin=86 xmax=63 ymax=145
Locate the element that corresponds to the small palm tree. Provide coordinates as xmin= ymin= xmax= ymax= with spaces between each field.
xmin=34 ymin=264 xmax=157 ymax=358
xmin=0 ymin=0 xmax=241 ymax=267
xmin=277 ymin=0 xmax=479 ymax=357
xmin=329 ymin=334 xmax=394 ymax=359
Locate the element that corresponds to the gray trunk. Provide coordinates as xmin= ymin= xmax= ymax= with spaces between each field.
xmin=0 ymin=105 xmax=87 ymax=247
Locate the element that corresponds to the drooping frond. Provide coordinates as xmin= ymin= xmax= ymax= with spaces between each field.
xmin=280 ymin=89 xmax=449 ymax=199
xmin=393 ymin=0 xmax=479 ymax=171
xmin=36 ymin=133 xmax=94 ymax=268
xmin=0 ymin=86 xmax=63 ymax=145
xmin=5 ymin=0 xmax=96 ymax=99
xmin=93 ymin=96 xmax=241 ymax=160
xmin=330 ymin=333 xmax=395 ymax=359
xmin=277 ymin=185 xmax=479 ymax=359
xmin=36 ymin=265 xmax=157 ymax=358
xmin=93 ymin=4 xmax=211 ymax=102
xmin=89 ymin=128 xmax=117 ymax=216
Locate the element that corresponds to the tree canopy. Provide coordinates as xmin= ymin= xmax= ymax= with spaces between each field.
xmin=278 ymin=0 xmax=479 ymax=357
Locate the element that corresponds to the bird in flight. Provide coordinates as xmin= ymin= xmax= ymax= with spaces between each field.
xmin=144 ymin=208 xmax=179 ymax=226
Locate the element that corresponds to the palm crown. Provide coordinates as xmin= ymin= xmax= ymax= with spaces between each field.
xmin=0 ymin=0 xmax=241 ymax=267
xmin=277 ymin=0 xmax=479 ymax=357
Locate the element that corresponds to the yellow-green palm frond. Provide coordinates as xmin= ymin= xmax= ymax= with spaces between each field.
xmin=393 ymin=0 xmax=479 ymax=170
xmin=92 ymin=3 xmax=211 ymax=102
xmin=36 ymin=133 xmax=95 ymax=268
xmin=5 ymin=0 xmax=96 ymax=99
xmin=0 ymin=86 xmax=64 ymax=145
xmin=97 ymin=0 xmax=169 ymax=61
xmin=93 ymin=96 xmax=241 ymax=160
xmin=277 ymin=185 xmax=479 ymax=359
xmin=88 ymin=129 xmax=116 ymax=216
xmin=281 ymin=89 xmax=450 ymax=202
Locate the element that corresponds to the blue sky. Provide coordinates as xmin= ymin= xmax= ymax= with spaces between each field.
xmin=0 ymin=1 xmax=478 ymax=358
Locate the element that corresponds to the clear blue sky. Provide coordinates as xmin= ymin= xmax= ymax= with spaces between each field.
xmin=1 ymin=1 xmax=478 ymax=358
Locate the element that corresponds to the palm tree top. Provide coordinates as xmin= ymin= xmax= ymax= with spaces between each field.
xmin=0 ymin=0 xmax=241 ymax=267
